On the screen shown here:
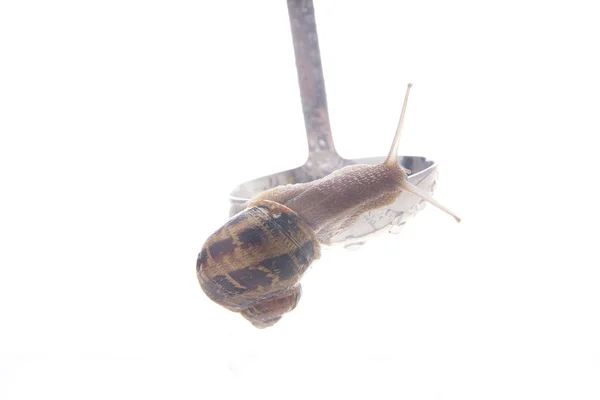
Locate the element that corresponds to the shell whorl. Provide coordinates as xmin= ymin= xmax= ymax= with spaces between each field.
xmin=197 ymin=200 xmax=320 ymax=328
xmin=240 ymin=285 xmax=302 ymax=328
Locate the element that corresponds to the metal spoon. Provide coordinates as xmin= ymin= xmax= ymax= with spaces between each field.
xmin=229 ymin=0 xmax=439 ymax=249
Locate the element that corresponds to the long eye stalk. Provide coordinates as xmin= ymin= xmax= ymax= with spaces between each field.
xmin=385 ymin=83 xmax=413 ymax=167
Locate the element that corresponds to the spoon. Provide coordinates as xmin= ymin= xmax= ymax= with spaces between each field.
xmin=229 ymin=0 xmax=440 ymax=249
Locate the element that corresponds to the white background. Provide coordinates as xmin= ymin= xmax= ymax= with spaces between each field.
xmin=1 ymin=0 xmax=599 ymax=399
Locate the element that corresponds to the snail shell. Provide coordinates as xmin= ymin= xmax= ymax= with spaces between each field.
xmin=197 ymin=200 xmax=321 ymax=328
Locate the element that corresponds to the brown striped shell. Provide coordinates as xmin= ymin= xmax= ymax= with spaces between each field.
xmin=196 ymin=200 xmax=321 ymax=328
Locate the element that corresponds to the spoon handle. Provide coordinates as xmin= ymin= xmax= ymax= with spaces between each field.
xmin=287 ymin=0 xmax=340 ymax=161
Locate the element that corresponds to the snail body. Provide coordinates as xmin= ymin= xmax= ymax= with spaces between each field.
xmin=197 ymin=84 xmax=460 ymax=328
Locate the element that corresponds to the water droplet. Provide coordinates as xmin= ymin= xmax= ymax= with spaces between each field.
xmin=344 ymin=242 xmax=365 ymax=250
xmin=430 ymin=180 xmax=437 ymax=193
xmin=389 ymin=224 xmax=404 ymax=234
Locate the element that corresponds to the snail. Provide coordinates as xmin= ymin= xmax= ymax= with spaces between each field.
xmin=196 ymin=84 xmax=460 ymax=328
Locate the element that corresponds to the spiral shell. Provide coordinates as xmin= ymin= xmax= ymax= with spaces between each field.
xmin=197 ymin=200 xmax=321 ymax=328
